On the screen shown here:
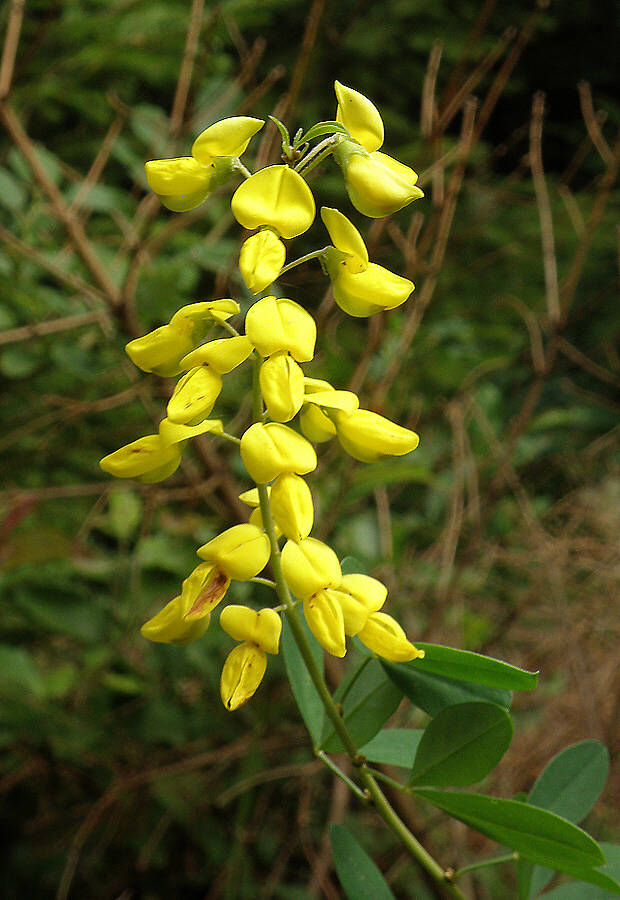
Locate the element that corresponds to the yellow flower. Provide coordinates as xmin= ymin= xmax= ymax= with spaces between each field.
xmin=197 ymin=523 xmax=270 ymax=581
xmin=231 ymin=165 xmax=315 ymax=238
xmin=158 ymin=416 xmax=223 ymax=445
xmin=179 ymin=335 xmax=253 ymax=374
xmin=240 ymin=422 xmax=317 ymax=484
xmin=335 ymin=80 xmax=384 ymax=153
xmin=280 ymin=537 xmax=341 ymax=600
xmin=299 ymin=378 xmax=339 ymax=443
xmin=220 ymin=642 xmax=268 ymax=710
xmin=166 ymin=365 xmax=222 ymax=426
xmin=140 ymin=595 xmax=211 ymax=645
xmin=304 ymin=590 xmax=346 ymax=657
xmin=220 ymin=605 xmax=282 ymax=655
xmin=270 ymin=473 xmax=314 ymax=542
xmin=145 ymin=116 xmax=263 ymax=211
xmin=335 ymin=142 xmax=424 ymax=218
xmin=245 ymin=295 xmax=316 ymax=362
xmin=181 ymin=561 xmax=231 ymax=620
xmin=239 ymin=228 xmax=286 ymax=294
xmin=332 ymin=573 xmax=387 ymax=635
xmin=100 ymin=434 xmax=182 ymax=483
xmin=320 ymin=207 xmax=413 ymax=316
xmin=259 ymin=352 xmax=305 ymax=423
xmin=357 ymin=611 xmax=424 ymax=662
xmin=334 ymin=409 xmax=419 ymax=463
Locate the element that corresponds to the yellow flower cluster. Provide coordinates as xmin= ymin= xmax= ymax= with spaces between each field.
xmin=101 ymin=82 xmax=425 ymax=710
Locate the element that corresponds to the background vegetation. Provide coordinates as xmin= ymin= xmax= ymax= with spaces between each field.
xmin=0 ymin=0 xmax=618 ymax=897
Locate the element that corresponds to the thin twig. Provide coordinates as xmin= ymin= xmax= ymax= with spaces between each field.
xmin=168 ymin=0 xmax=205 ymax=142
xmin=0 ymin=0 xmax=25 ymax=99
xmin=529 ymin=92 xmax=560 ymax=323
xmin=0 ymin=311 xmax=108 ymax=346
xmin=421 ymin=42 xmax=442 ymax=139
xmin=577 ymin=81 xmax=613 ymax=165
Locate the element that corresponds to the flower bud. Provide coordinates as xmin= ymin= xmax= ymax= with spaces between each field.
xmin=304 ymin=590 xmax=346 ymax=658
xmin=100 ymin=435 xmax=182 ymax=483
xmin=197 ymin=523 xmax=270 ymax=581
xmin=220 ymin=605 xmax=282 ymax=654
xmin=141 ymin=594 xmax=211 ymax=645
xmin=259 ymin=352 xmax=305 ymax=423
xmin=180 ymin=335 xmax=253 ymax=374
xmin=357 ymin=611 xmax=424 ymax=662
xmin=335 ymin=409 xmax=419 ymax=463
xmin=239 ymin=228 xmax=286 ymax=294
xmin=240 ymin=422 xmax=317 ymax=484
xmin=335 ymin=81 xmax=384 ymax=153
xmin=245 ymin=296 xmax=316 ymax=362
xmin=281 ymin=538 xmax=341 ymax=600
xmin=231 ymin=165 xmax=315 ymax=239
xmin=191 ymin=116 xmax=263 ymax=162
xmin=333 ymin=574 xmax=387 ymax=635
xmin=270 ymin=473 xmax=314 ymax=542
xmin=166 ymin=366 xmax=222 ymax=425
xmin=220 ymin=642 xmax=267 ymax=710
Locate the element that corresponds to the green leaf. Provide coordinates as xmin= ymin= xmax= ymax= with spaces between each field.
xmin=540 ymin=844 xmax=620 ymax=899
xmin=321 ymin=658 xmax=403 ymax=753
xmin=518 ymin=740 xmax=610 ymax=899
xmin=381 ymin=659 xmax=512 ymax=716
xmin=297 ymin=121 xmax=349 ymax=144
xmin=0 ymin=646 xmax=45 ymax=698
xmin=330 ymin=825 xmax=396 ymax=900
xmin=359 ymin=728 xmax=423 ymax=768
xmin=413 ymin=789 xmax=609 ymax=884
xmin=108 ymin=488 xmax=143 ymax=541
xmin=281 ymin=615 xmax=324 ymax=745
xmin=409 ymin=702 xmax=513 ymax=786
xmin=415 ymin=643 xmax=538 ymax=691
xmin=268 ymin=115 xmax=291 ymax=152
xmin=0 ymin=167 xmax=27 ymax=210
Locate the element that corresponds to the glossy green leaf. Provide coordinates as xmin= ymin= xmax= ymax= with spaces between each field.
xmin=381 ymin=659 xmax=511 ymax=716
xmin=409 ymin=702 xmax=513 ymax=786
xmin=540 ymin=844 xmax=620 ymax=899
xmin=321 ymin=658 xmax=403 ymax=752
xmin=297 ymin=121 xmax=350 ymax=144
xmin=281 ymin=615 xmax=324 ymax=745
xmin=330 ymin=824 xmax=396 ymax=900
xmin=413 ymin=789 xmax=608 ymax=878
xmin=414 ymin=643 xmax=538 ymax=691
xmin=359 ymin=728 xmax=423 ymax=768
xmin=518 ymin=740 xmax=610 ymax=899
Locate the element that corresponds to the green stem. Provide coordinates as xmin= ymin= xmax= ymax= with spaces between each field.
xmin=279 ymin=247 xmax=330 ymax=276
xmin=453 ymin=853 xmax=518 ymax=881
xmin=315 ymin=750 xmax=367 ymax=802
xmin=250 ymin=576 xmax=277 ymax=589
xmin=220 ymin=319 xmax=241 ymax=338
xmin=220 ymin=431 xmax=241 ymax=446
xmin=251 ymin=360 xmax=467 ymax=900
xmin=295 ymin=135 xmax=338 ymax=173
xmin=233 ymin=158 xmax=252 ymax=179
xmin=367 ymin=768 xmax=410 ymax=794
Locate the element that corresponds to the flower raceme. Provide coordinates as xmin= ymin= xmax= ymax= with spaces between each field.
xmin=145 ymin=116 xmax=263 ymax=211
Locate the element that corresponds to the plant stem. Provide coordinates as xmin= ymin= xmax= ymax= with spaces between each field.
xmin=315 ymin=750 xmax=367 ymax=802
xmin=251 ymin=360 xmax=468 ymax=900
xmin=295 ymin=134 xmax=338 ymax=173
xmin=279 ymin=246 xmax=330 ymax=275
xmin=367 ymin=768 xmax=410 ymax=794
xmin=453 ymin=853 xmax=518 ymax=880
xmin=233 ymin=158 xmax=252 ymax=179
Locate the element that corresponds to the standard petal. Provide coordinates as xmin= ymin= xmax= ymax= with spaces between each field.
xmin=335 ymin=81 xmax=384 ymax=153
xmin=280 ymin=538 xmax=341 ymax=600
xmin=320 ymin=206 xmax=368 ymax=272
xmin=245 ymin=296 xmax=316 ymax=362
xmin=197 ymin=523 xmax=270 ymax=581
xmin=191 ymin=116 xmax=264 ymax=162
xmin=240 ymin=422 xmax=317 ymax=484
xmin=231 ymin=165 xmax=315 ymax=239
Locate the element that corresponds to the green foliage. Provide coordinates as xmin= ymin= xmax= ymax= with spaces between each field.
xmin=330 ymin=824 xmax=396 ymax=900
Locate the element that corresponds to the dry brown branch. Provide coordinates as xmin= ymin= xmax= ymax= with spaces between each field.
xmin=0 ymin=0 xmax=25 ymax=99
xmin=529 ymin=92 xmax=561 ymax=323
xmin=421 ymin=42 xmax=442 ymax=139
xmin=578 ymin=81 xmax=613 ymax=165
xmin=439 ymin=0 xmax=497 ymax=109
xmin=556 ymin=335 xmax=620 ymax=389
xmin=557 ymin=182 xmax=585 ymax=235
xmin=501 ymin=295 xmax=546 ymax=375
xmin=0 ymin=311 xmax=107 ymax=347
xmin=69 ymin=112 xmax=126 ymax=217
xmin=168 ymin=0 xmax=206 ymax=142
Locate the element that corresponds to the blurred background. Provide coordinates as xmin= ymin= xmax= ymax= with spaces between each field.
xmin=0 ymin=0 xmax=618 ymax=897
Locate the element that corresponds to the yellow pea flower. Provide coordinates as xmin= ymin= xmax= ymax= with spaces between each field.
xmin=231 ymin=165 xmax=315 ymax=239
xmin=270 ymin=473 xmax=314 ymax=542
xmin=140 ymin=595 xmax=211 ymax=645
xmin=240 ymin=422 xmax=317 ymax=484
xmin=245 ymin=295 xmax=316 ymax=362
xmin=99 ymin=434 xmax=182 ymax=483
xmin=335 ymin=80 xmax=384 ymax=154
xmin=320 ymin=207 xmax=368 ymax=273
xmin=334 ymin=409 xmax=419 ymax=463
xmin=179 ymin=335 xmax=253 ymax=374
xmin=170 ymin=298 xmax=240 ymax=325
xmin=220 ymin=605 xmax=282 ymax=655
xmin=259 ymin=352 xmax=305 ymax=423
xmin=304 ymin=590 xmax=347 ymax=658
xmin=166 ymin=365 xmax=222 ymax=426
xmin=357 ymin=611 xmax=424 ymax=662
xmin=335 ymin=142 xmax=424 ymax=218
xmin=299 ymin=377 xmax=338 ymax=443
xmin=197 ymin=523 xmax=270 ymax=581
xmin=145 ymin=116 xmax=263 ymax=212
xmin=181 ymin=561 xmax=231 ymax=620
xmin=220 ymin=642 xmax=268 ymax=710
xmin=333 ymin=573 xmax=387 ymax=635
xmin=280 ymin=537 xmax=341 ymax=600
xmin=239 ymin=228 xmax=286 ymax=294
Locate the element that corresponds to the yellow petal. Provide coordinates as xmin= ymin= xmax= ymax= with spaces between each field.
xmin=100 ymin=434 xmax=182 ymax=482
xmin=270 ymin=473 xmax=314 ymax=542
xmin=304 ymin=591 xmax=346 ymax=657
xmin=191 ymin=116 xmax=264 ymax=162
xmin=299 ymin=405 xmax=336 ymax=443
xmin=125 ymin=321 xmax=195 ymax=376
xmin=170 ymin=298 xmax=240 ymax=326
xmin=357 ymin=612 xmax=424 ymax=662
xmin=320 ymin=206 xmax=368 ymax=273
xmin=280 ymin=538 xmax=341 ymax=600
xmin=197 ymin=523 xmax=270 ymax=581
xmin=238 ymin=486 xmax=270 ymax=507
xmin=145 ymin=157 xmax=211 ymax=196
xmin=329 ymin=260 xmax=414 ymax=317
xmin=231 ymin=165 xmax=315 ymax=239
xmin=166 ymin=366 xmax=222 ymax=425
xmin=245 ymin=296 xmax=316 ymax=362
xmin=141 ymin=594 xmax=210 ymax=645
xmin=240 ymin=422 xmax=317 ymax=484
xmin=259 ymin=352 xmax=305 ymax=423
xmin=335 ymin=81 xmax=384 ymax=153
xmin=219 ymin=605 xmax=281 ymax=654
xmin=334 ymin=574 xmax=387 ymax=635
xmin=220 ymin=642 xmax=267 ymax=710
xmin=239 ymin=229 xmax=286 ymax=294
xmin=335 ymin=409 xmax=419 ymax=463
xmin=343 ymin=149 xmax=424 ymax=218
xmin=303 ymin=390 xmax=359 ymax=414
xmin=180 ymin=335 xmax=253 ymax=374
xmin=158 ymin=417 xmax=223 ymax=445
xmin=182 ymin=562 xmax=231 ymax=620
